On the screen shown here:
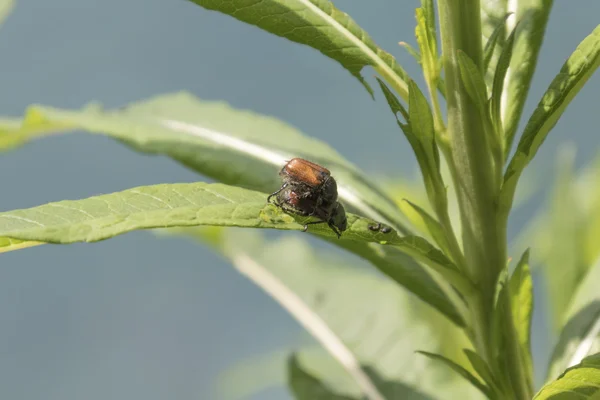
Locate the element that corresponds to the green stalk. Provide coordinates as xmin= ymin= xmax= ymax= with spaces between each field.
xmin=436 ymin=0 xmax=531 ymax=398
xmin=437 ymin=0 xmax=500 ymax=289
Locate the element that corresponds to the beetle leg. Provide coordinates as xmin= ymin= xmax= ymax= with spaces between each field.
xmin=327 ymin=221 xmax=342 ymax=239
xmin=368 ymin=223 xmax=382 ymax=231
xmin=287 ymin=207 xmax=310 ymax=217
xmin=302 ymin=219 xmax=328 ymax=233
xmin=267 ymin=183 xmax=288 ymax=203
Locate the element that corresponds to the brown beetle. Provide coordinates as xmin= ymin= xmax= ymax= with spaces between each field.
xmin=268 ymin=158 xmax=347 ymax=238
xmin=279 ymin=158 xmax=331 ymax=187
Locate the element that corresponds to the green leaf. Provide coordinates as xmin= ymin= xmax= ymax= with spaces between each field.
xmin=501 ymin=24 xmax=600 ymax=217
xmin=417 ymin=351 xmax=493 ymax=398
xmin=456 ymin=49 xmax=501 ymax=165
xmin=457 ymin=50 xmax=489 ymax=111
xmin=0 ymin=237 xmax=43 ymax=253
xmin=509 ymin=249 xmax=534 ymax=387
xmin=182 ymin=229 xmax=474 ymax=399
xmin=419 ymin=0 xmax=437 ymax=58
xmin=377 ymin=79 xmax=450 ymax=231
xmin=490 ymin=23 xmax=517 ymax=135
xmin=336 ymin=240 xmax=465 ymax=327
xmin=218 ymin=349 xmax=289 ymax=400
xmin=0 ymin=182 xmax=414 ymax=247
xmin=0 ymin=178 xmax=468 ymax=323
xmin=548 ymin=301 xmax=600 ymax=382
xmin=288 ymin=355 xmax=436 ymax=400
xmin=0 ymin=92 xmax=412 ymax=235
xmin=415 ymin=2 xmax=440 ymax=94
xmin=537 ymin=147 xmax=587 ymax=326
xmin=406 ymin=81 xmax=446 ymax=214
xmin=535 ymin=353 xmax=600 ymax=399
xmin=463 ymin=349 xmax=498 ymax=392
xmin=480 ymin=0 xmax=509 ymax=79
xmin=490 ymin=266 xmax=509 ymax=368
xmin=288 ymin=355 xmax=358 ymax=400
xmin=376 ymin=77 xmax=409 ymax=121
xmin=186 ymin=0 xmax=409 ymax=100
xmin=399 ymin=199 xmax=452 ymax=259
xmin=503 ymin=0 xmax=554 ymax=155
xmin=483 ymin=12 xmax=513 ymax=73
xmin=399 ymin=41 xmax=421 ymax=63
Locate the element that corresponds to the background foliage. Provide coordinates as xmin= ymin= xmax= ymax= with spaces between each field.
xmin=0 ymin=0 xmax=598 ymax=399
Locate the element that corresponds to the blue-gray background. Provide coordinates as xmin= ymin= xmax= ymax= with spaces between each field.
xmin=0 ymin=0 xmax=597 ymax=399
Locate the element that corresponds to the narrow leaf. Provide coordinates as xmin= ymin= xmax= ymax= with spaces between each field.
xmin=183 ymin=229 xmax=468 ymax=398
xmin=186 ymin=0 xmax=410 ymax=99
xmin=415 ymin=5 xmax=438 ymax=91
xmin=408 ymin=81 xmax=435 ymax=146
xmin=535 ymin=353 xmax=600 ymax=399
xmin=287 ymin=355 xmax=435 ymax=400
xmin=0 ymin=182 xmax=411 ymax=248
xmin=0 ymin=93 xmax=412 ymax=235
xmin=288 ymin=355 xmax=358 ymax=400
xmin=501 ymin=25 xmax=600 ymax=217
xmin=420 ymin=0 xmax=437 ymax=57
xmin=503 ymin=0 xmax=554 ymax=154
xmin=483 ymin=12 xmax=513 ymax=73
xmin=399 ymin=41 xmax=421 ymax=63
xmin=376 ymin=77 xmax=408 ymax=121
xmin=407 ymin=81 xmax=446 ymax=215
xmin=509 ymin=249 xmax=535 ymax=386
xmin=0 ymin=237 xmax=42 ymax=253
xmin=378 ymin=79 xmax=447 ymax=221
xmin=548 ymin=301 xmax=600 ymax=381
xmin=490 ymin=24 xmax=517 ymax=133
xmin=399 ymin=199 xmax=452 ymax=258
xmin=463 ymin=349 xmax=497 ymax=391
xmin=457 ymin=50 xmax=489 ymax=110
xmin=337 ymin=240 xmax=466 ymax=327
xmin=417 ymin=351 xmax=493 ymax=398
xmin=480 ymin=0 xmax=509 ymax=79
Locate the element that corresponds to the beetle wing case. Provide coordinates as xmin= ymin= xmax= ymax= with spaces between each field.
xmin=280 ymin=158 xmax=330 ymax=187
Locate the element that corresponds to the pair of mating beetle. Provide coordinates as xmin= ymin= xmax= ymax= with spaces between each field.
xmin=268 ymin=158 xmax=391 ymax=238
xmin=268 ymin=158 xmax=347 ymax=238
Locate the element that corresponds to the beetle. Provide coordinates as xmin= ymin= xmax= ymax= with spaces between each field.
xmin=268 ymin=158 xmax=347 ymax=238
xmin=271 ymin=157 xmax=339 ymax=212
xmin=368 ymin=222 xmax=392 ymax=234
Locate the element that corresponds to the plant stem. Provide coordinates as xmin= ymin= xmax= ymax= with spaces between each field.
xmin=436 ymin=0 xmax=531 ymax=398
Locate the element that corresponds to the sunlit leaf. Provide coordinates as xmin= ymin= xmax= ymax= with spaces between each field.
xmin=483 ymin=12 xmax=513 ymax=73
xmin=288 ymin=355 xmax=358 ymax=400
xmin=503 ymin=0 xmax=554 ymax=154
xmin=480 ymin=0 xmax=508 ymax=81
xmin=399 ymin=199 xmax=452 ymax=260
xmin=186 ymin=0 xmax=410 ymax=100
xmin=335 ymin=240 xmax=465 ymax=327
xmin=547 ymin=301 xmax=600 ymax=382
xmin=0 ymin=93 xmax=412 ymax=235
xmin=0 ymin=182 xmax=414 ymax=249
xmin=509 ymin=249 xmax=534 ymax=387
xmin=540 ymin=148 xmax=587 ymax=326
xmin=535 ymin=353 xmax=600 ymax=399
xmin=463 ymin=349 xmax=498 ymax=392
xmin=416 ymin=351 xmax=493 ymax=398
xmin=490 ymin=23 xmax=517 ymax=135
xmin=170 ymin=228 xmax=477 ymax=399
xmin=501 ymin=24 xmax=600 ymax=217
xmin=457 ymin=50 xmax=489 ymax=111
xmin=401 ymin=81 xmax=447 ymax=217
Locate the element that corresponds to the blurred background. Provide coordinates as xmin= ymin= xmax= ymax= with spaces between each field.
xmin=0 ymin=0 xmax=597 ymax=399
